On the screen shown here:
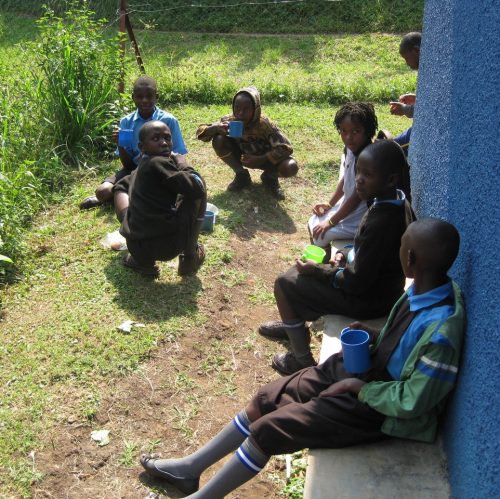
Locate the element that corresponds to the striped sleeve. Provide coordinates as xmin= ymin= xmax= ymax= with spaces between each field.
xmin=359 ymin=341 xmax=459 ymax=419
xmin=416 ymin=355 xmax=458 ymax=383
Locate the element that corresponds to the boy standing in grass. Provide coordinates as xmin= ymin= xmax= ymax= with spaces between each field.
xmin=260 ymin=140 xmax=415 ymax=375
xmin=389 ymin=32 xmax=421 ymax=155
xmin=140 ymin=218 xmax=465 ymax=499
xmin=118 ymin=121 xmax=206 ymax=278
xmin=80 ymin=76 xmax=188 ymax=210
xmin=196 ymin=86 xmax=298 ymax=200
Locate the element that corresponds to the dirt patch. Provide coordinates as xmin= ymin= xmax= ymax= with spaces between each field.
xmin=32 ymin=223 xmax=319 ymax=498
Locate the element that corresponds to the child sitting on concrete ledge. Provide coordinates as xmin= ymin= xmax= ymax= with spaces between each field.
xmin=260 ymin=140 xmax=415 ymax=375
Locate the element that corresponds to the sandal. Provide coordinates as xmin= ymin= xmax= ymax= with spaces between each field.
xmin=79 ymin=195 xmax=102 ymax=210
xmin=140 ymin=454 xmax=200 ymax=495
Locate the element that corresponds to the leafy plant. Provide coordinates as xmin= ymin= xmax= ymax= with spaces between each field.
xmin=32 ymin=0 xmax=122 ymax=164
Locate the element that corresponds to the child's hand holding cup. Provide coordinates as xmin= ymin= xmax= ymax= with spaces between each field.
xmin=301 ymin=244 xmax=326 ymax=263
xmin=118 ymin=129 xmax=134 ymax=148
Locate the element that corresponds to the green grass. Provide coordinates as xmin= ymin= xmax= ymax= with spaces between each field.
xmin=0 ymin=0 xmax=423 ymax=34
xmin=0 ymin=10 xmax=418 ymax=496
xmin=138 ymin=31 xmax=417 ymax=105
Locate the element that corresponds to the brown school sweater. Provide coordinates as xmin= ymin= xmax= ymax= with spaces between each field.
xmin=120 ymin=155 xmax=205 ymax=241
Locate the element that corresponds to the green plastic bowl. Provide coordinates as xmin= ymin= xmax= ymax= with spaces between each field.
xmin=302 ymin=244 xmax=326 ymax=263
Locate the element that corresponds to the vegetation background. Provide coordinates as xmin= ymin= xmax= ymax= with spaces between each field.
xmin=0 ymin=0 xmax=424 ymax=33
xmin=0 ymin=1 xmax=422 ymax=497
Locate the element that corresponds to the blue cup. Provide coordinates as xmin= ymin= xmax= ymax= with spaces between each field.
xmin=228 ymin=121 xmax=244 ymax=138
xmin=340 ymin=328 xmax=371 ymax=374
xmin=118 ymin=129 xmax=134 ymax=147
xmin=201 ymin=210 xmax=215 ymax=233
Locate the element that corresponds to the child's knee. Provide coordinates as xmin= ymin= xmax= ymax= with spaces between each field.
xmin=277 ymin=158 xmax=298 ymax=178
xmin=211 ymin=134 xmax=232 ymax=154
xmin=274 ymin=276 xmax=286 ymax=298
xmin=95 ymin=182 xmax=113 ymax=201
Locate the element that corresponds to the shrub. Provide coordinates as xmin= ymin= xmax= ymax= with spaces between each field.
xmin=0 ymin=2 xmax=124 ymax=276
xmin=32 ymin=0 xmax=122 ymax=164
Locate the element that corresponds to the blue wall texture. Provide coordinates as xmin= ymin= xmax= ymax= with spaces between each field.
xmin=409 ymin=0 xmax=500 ymax=497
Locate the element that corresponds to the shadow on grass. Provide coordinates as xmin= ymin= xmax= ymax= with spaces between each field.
xmin=104 ymin=256 xmax=202 ymax=322
xmin=210 ymin=182 xmax=297 ymax=240
xmin=138 ymin=472 xmax=186 ymax=498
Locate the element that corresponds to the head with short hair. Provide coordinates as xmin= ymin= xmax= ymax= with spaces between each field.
xmin=138 ymin=120 xmax=172 ymax=157
xmin=363 ymin=140 xmax=406 ymax=177
xmin=133 ymin=75 xmax=158 ymax=93
xmin=400 ymin=218 xmax=460 ymax=277
xmin=399 ymin=32 xmax=421 ymax=70
xmin=355 ymin=140 xmax=406 ymax=201
xmin=132 ymin=76 xmax=158 ymax=119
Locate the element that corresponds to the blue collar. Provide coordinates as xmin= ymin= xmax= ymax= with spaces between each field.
xmin=132 ymin=106 xmax=159 ymax=122
xmin=373 ymin=189 xmax=405 ymax=206
xmin=406 ymin=279 xmax=453 ymax=312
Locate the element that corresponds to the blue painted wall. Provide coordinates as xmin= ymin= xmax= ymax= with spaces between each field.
xmin=409 ymin=0 xmax=500 ymax=497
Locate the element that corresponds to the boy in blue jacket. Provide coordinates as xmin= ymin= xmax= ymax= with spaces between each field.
xmin=140 ymin=218 xmax=465 ymax=498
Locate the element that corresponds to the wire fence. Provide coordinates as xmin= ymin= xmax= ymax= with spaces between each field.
xmin=0 ymin=0 xmax=423 ymax=34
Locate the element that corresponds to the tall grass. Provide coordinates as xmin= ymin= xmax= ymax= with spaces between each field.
xmin=0 ymin=4 xmax=122 ymax=275
xmin=33 ymin=3 xmax=122 ymax=164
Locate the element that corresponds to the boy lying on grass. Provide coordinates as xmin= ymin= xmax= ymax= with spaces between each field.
xmin=140 ymin=217 xmax=465 ymax=499
xmin=196 ymin=86 xmax=297 ymax=200
xmin=260 ymin=140 xmax=415 ymax=375
xmin=117 ymin=121 xmax=206 ymax=278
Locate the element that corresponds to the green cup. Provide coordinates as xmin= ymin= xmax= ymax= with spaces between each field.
xmin=302 ymin=244 xmax=326 ymax=263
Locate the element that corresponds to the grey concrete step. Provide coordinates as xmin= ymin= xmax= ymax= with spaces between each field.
xmin=304 ymin=437 xmax=450 ymax=499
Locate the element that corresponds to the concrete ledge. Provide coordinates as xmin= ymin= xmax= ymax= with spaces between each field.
xmin=304 ymin=438 xmax=450 ymax=499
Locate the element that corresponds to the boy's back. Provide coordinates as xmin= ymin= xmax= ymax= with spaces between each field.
xmin=120 ymin=155 xmax=204 ymax=241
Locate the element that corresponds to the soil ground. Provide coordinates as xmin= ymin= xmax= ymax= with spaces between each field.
xmin=28 ymin=175 xmax=324 ymax=499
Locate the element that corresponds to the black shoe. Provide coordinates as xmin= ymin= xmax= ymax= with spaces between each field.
xmin=122 ymin=253 xmax=160 ymax=278
xmin=227 ymin=170 xmax=251 ymax=191
xmin=258 ymin=320 xmax=288 ymax=340
xmin=271 ymin=352 xmax=317 ymax=376
xmin=260 ymin=171 xmax=285 ymax=200
xmin=178 ymin=243 xmax=205 ymax=276
xmin=79 ymin=195 xmax=102 ymax=210
xmin=140 ymin=454 xmax=200 ymax=495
